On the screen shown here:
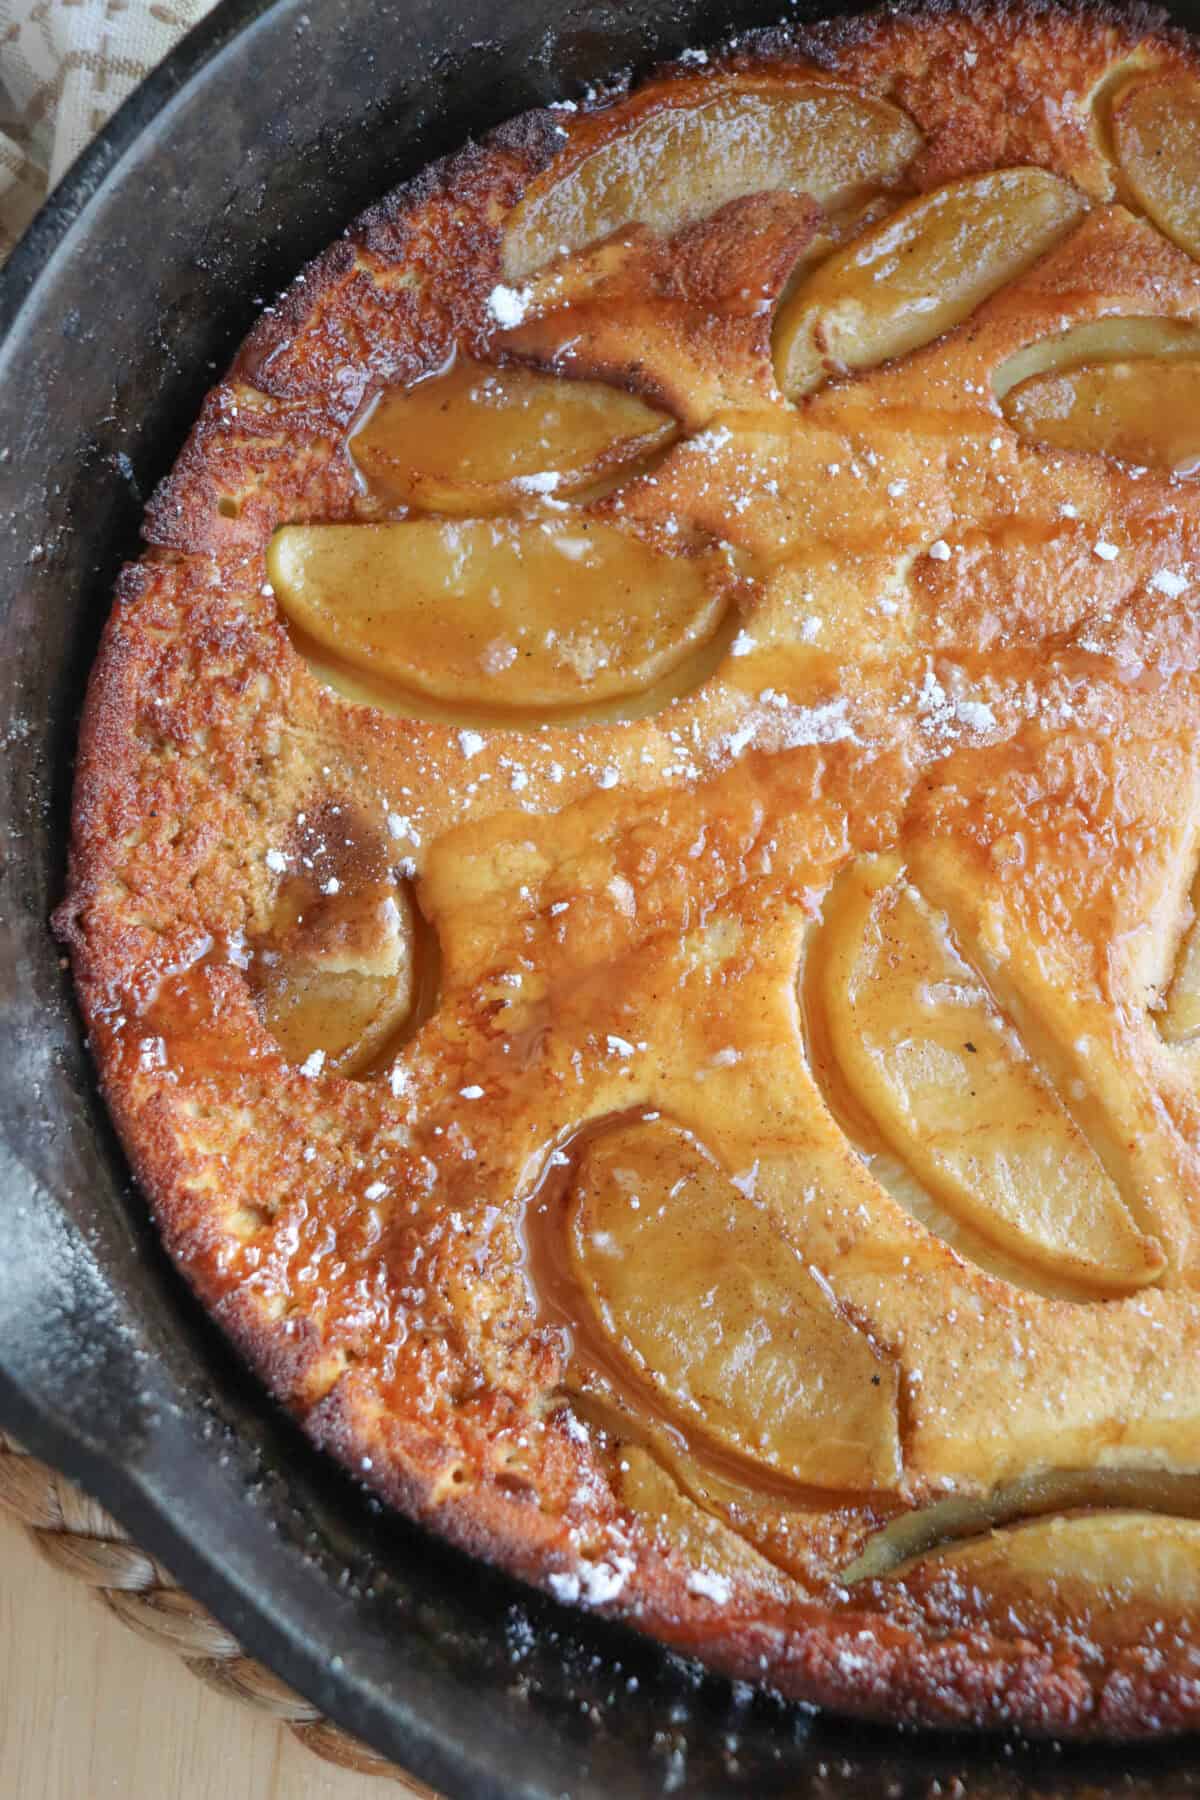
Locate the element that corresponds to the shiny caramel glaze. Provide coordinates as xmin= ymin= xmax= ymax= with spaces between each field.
xmin=56 ymin=2 xmax=1200 ymax=1739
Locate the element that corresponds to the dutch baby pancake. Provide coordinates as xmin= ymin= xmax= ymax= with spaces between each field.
xmin=57 ymin=0 xmax=1200 ymax=1736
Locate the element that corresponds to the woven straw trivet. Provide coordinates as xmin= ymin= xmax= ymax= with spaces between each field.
xmin=0 ymin=1427 xmax=439 ymax=1793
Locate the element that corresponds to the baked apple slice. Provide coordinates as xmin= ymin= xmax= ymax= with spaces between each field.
xmin=844 ymin=1466 xmax=1200 ymax=1582
xmin=882 ymin=1510 xmax=1200 ymax=1642
xmin=774 ymin=168 xmax=1087 ymax=397
xmin=1113 ymin=75 xmax=1200 ymax=260
xmin=992 ymin=314 xmax=1200 ymax=397
xmin=502 ymin=81 xmax=920 ymax=279
xmin=268 ymin=517 xmax=733 ymax=710
xmin=818 ymin=858 xmax=1164 ymax=1292
xmin=1004 ymin=356 xmax=1200 ymax=471
xmin=567 ymin=1118 xmax=901 ymax=1490
xmin=350 ymin=358 xmax=675 ymax=512
xmin=254 ymin=876 xmax=415 ymax=1077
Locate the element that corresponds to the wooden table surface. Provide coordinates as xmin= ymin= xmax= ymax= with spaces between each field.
xmin=0 ymin=1505 xmax=425 ymax=1800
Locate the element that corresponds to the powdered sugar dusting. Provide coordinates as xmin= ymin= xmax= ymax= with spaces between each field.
xmin=687 ymin=1567 xmax=733 ymax=1604
xmin=915 ymin=663 xmax=998 ymax=743
xmin=513 ymin=470 xmax=562 ymax=495
xmin=550 ymin=1553 xmax=636 ymax=1608
xmin=1151 ymin=568 xmax=1189 ymax=598
xmin=486 ymin=283 xmax=531 ymax=328
xmin=720 ymin=692 xmax=859 ymax=764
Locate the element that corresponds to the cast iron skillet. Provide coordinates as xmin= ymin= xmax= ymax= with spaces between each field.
xmin=4 ymin=1 xmax=1200 ymax=1792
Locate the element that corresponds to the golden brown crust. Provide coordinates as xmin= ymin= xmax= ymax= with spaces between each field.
xmin=57 ymin=2 xmax=1200 ymax=1739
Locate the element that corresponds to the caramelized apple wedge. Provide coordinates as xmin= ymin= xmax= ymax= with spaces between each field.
xmin=992 ymin=314 xmax=1200 ymax=397
xmin=350 ymin=358 xmax=675 ymax=513
xmin=269 ymin=518 xmax=733 ymax=710
xmin=995 ymin=315 xmax=1200 ymax=470
xmin=1113 ymin=76 xmax=1200 ymax=260
xmin=254 ymin=875 xmax=415 ymax=1077
xmin=567 ymin=1119 xmax=901 ymax=1490
xmin=844 ymin=1467 xmax=1200 ymax=1582
xmin=774 ymin=169 xmax=1087 ymax=398
xmin=818 ymin=858 xmax=1164 ymax=1292
xmin=502 ymin=82 xmax=920 ymax=280
xmin=883 ymin=1511 xmax=1200 ymax=1641
xmin=1004 ymin=356 xmax=1200 ymax=471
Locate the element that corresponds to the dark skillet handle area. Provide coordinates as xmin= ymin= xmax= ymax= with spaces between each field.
xmin=2 ymin=0 xmax=1200 ymax=1792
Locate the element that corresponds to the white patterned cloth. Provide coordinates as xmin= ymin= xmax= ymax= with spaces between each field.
xmin=0 ymin=0 xmax=219 ymax=256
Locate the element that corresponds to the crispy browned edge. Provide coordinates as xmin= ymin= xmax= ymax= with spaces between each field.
xmin=54 ymin=0 xmax=1200 ymax=1740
